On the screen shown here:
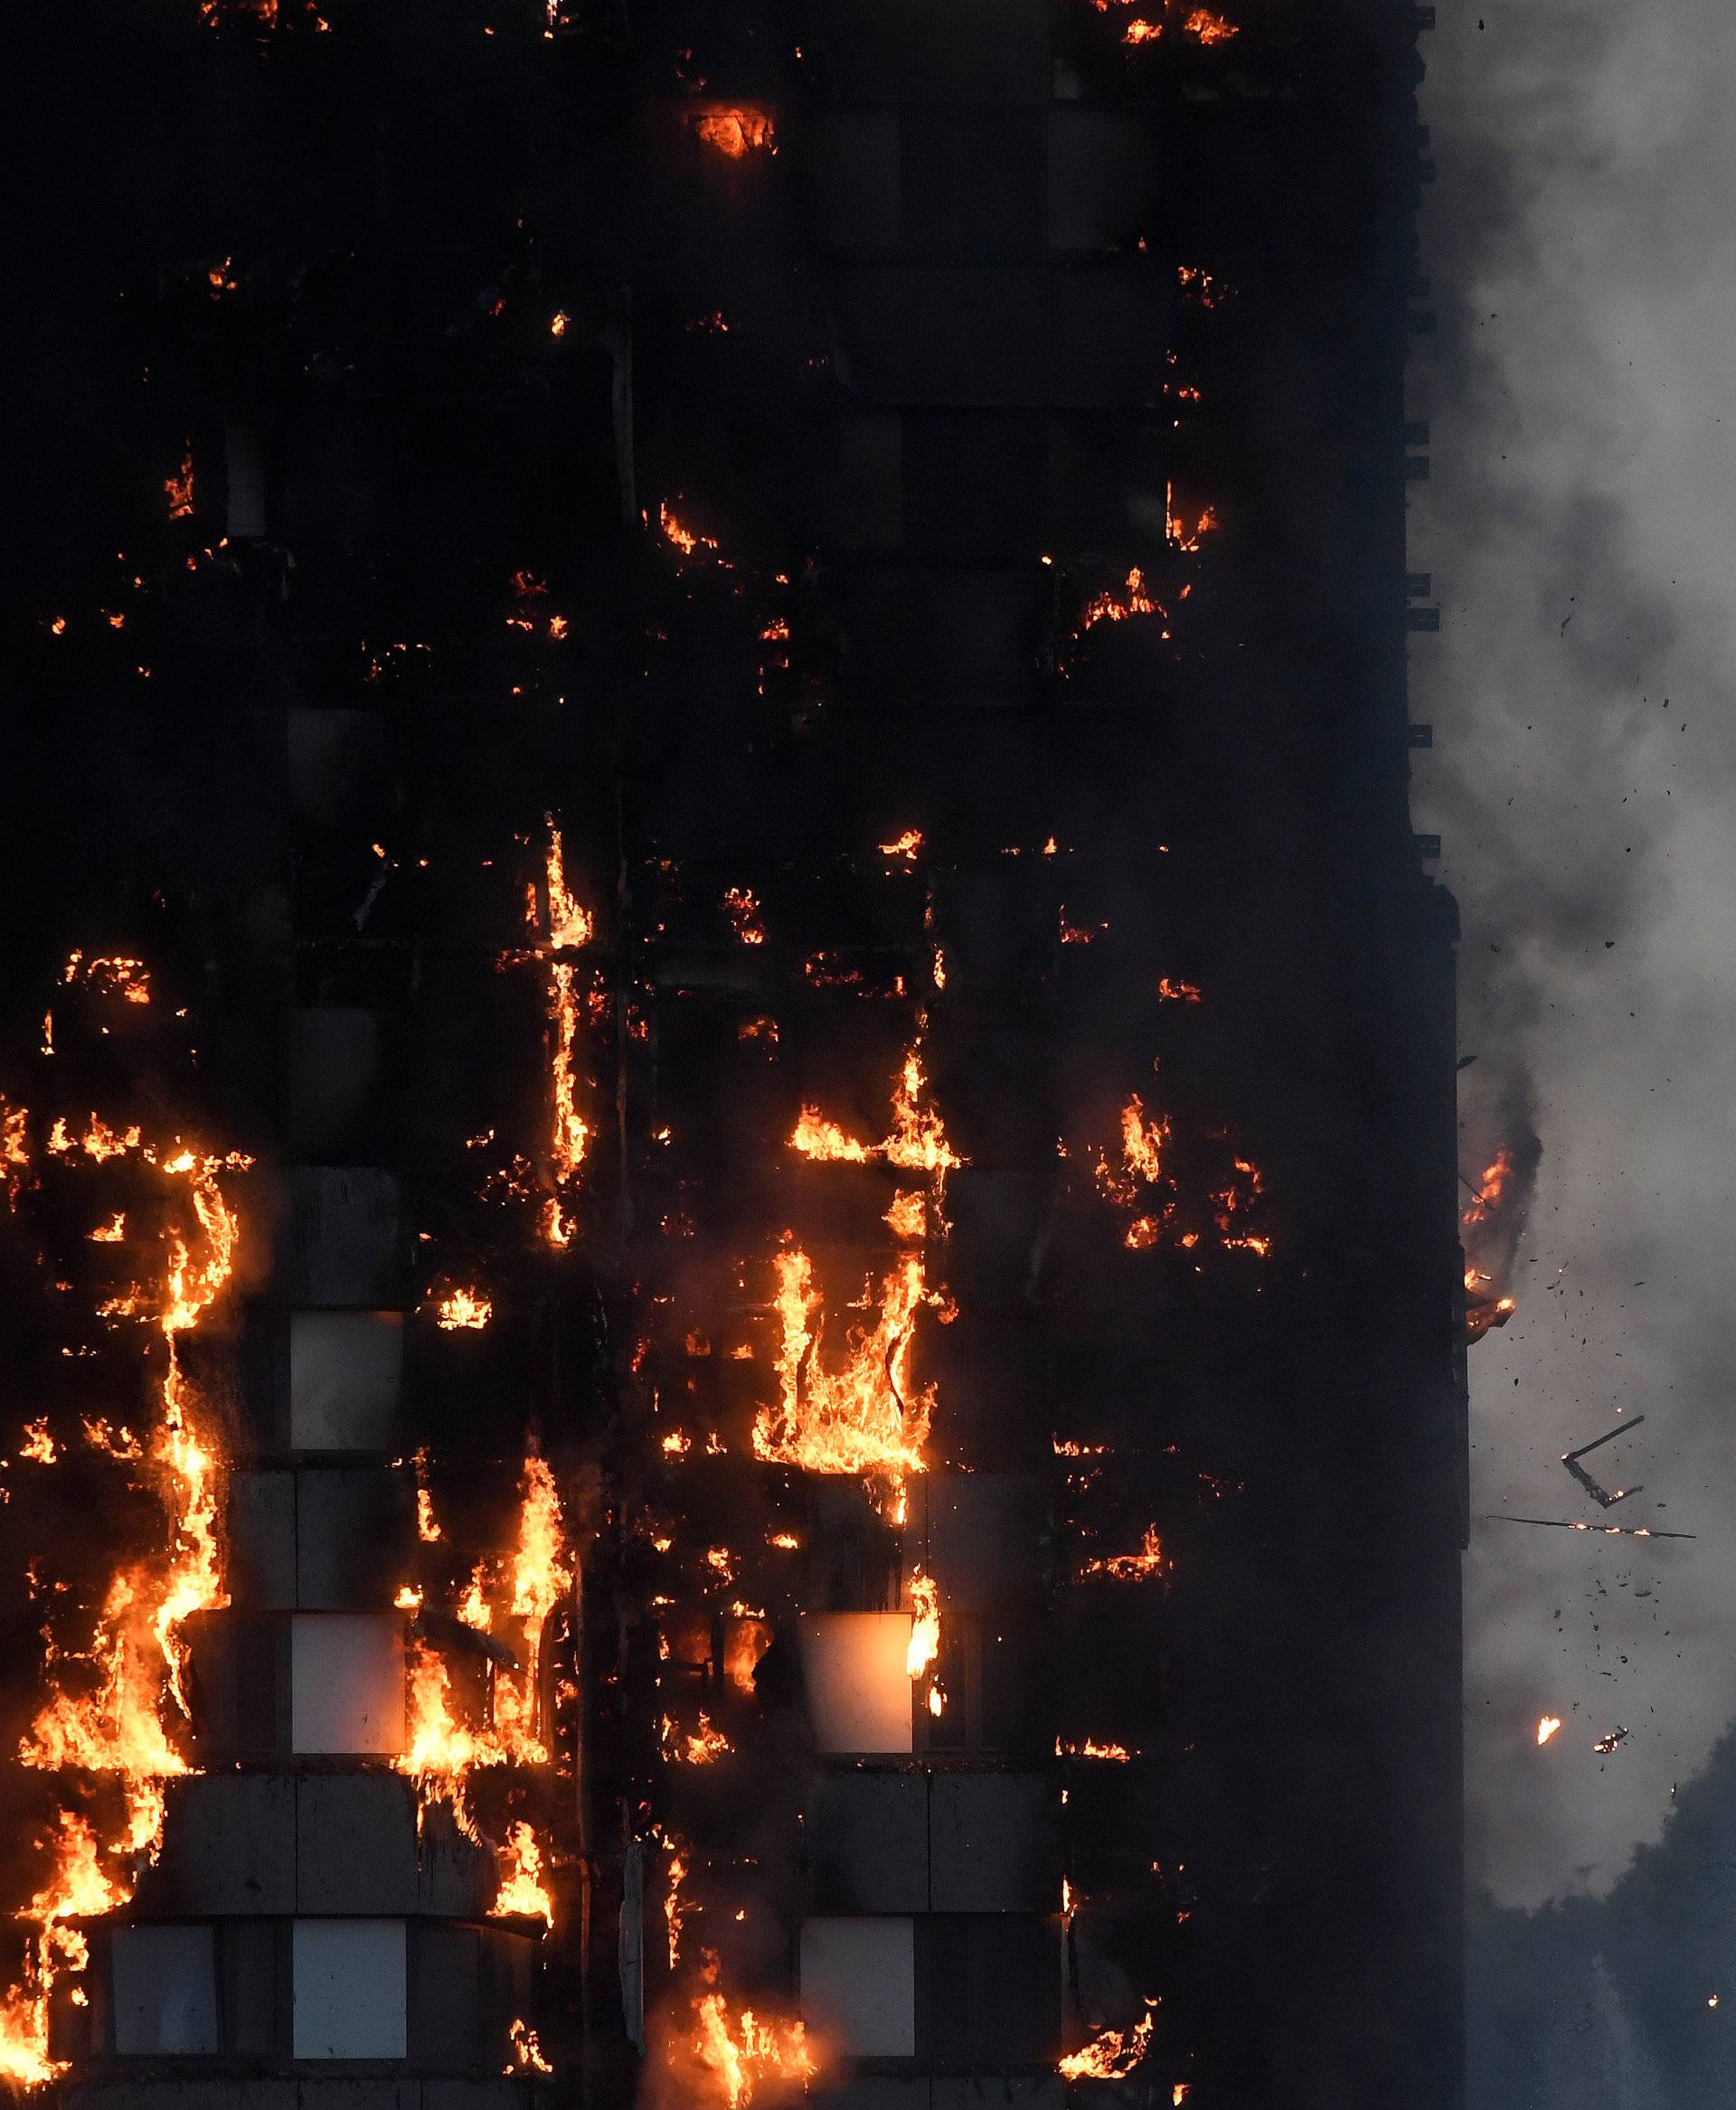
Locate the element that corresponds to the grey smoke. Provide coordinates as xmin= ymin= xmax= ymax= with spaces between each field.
xmin=1415 ymin=0 xmax=1736 ymax=1908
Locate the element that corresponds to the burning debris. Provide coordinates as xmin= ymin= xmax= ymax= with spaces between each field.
xmin=1592 ymin=1726 xmax=1630 ymax=1757
xmin=1060 ymin=2003 xmax=1157 ymax=2080
xmin=1536 ymin=1716 xmax=1562 ymax=1747
xmin=1080 ymin=1526 xmax=1168 ymax=1583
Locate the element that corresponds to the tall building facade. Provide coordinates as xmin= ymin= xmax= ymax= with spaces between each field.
xmin=0 ymin=5 xmax=1458 ymax=2110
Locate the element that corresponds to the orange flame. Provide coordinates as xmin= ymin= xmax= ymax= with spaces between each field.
xmin=789 ymin=1048 xmax=964 ymax=1179
xmin=691 ymin=1990 xmax=813 ymax=2109
xmin=665 ymin=1842 xmax=689 ymax=1967
xmin=435 ymin=1286 xmax=493 ymax=1330
xmin=752 ymin=1246 xmax=937 ymax=1512
xmin=493 ymin=1820 xmax=554 ymax=1926
xmin=1059 ymin=2005 xmax=1156 ymax=2080
xmin=165 ymin=448 xmax=194 ymax=521
xmin=508 ymin=2018 xmax=553 ymax=2073
xmin=0 ymin=1813 xmax=130 ymax=2085
xmin=906 ymin=1573 xmax=940 ymax=1679
xmin=694 ymin=111 xmax=776 ymax=159
xmin=1536 ymin=1716 xmax=1562 ymax=1747
xmin=1080 ymin=1525 xmax=1167 ymax=1582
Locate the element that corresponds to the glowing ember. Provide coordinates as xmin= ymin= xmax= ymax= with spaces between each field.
xmin=1076 ymin=568 xmax=1162 ymax=633
xmin=492 ymin=1820 xmax=554 ymax=1926
xmin=691 ymin=1989 xmax=813 ymax=2108
xmin=1184 ymin=5 xmax=1237 ymax=39
xmin=906 ymin=1573 xmax=940 ymax=1678
xmin=659 ymin=501 xmax=719 ymax=558
xmin=18 ymin=1423 xmax=56 ymax=1465
xmin=435 ymin=1286 xmax=493 ymax=1330
xmin=1157 ymin=978 xmax=1202 ymax=1003
xmin=1536 ymin=1716 xmax=1561 ymax=1747
xmin=722 ymin=887 xmax=768 ymax=946
xmin=1080 ymin=1525 xmax=1167 ymax=1582
xmin=694 ymin=111 xmax=776 ymax=159
xmin=165 ymin=448 xmax=195 ymax=521
xmin=878 ymin=829 xmax=924 ymax=860
xmin=1059 ymin=2005 xmax=1156 ymax=2081
xmin=1165 ymin=482 xmax=1219 ymax=552
xmin=665 ymin=1841 xmax=689 ymax=1966
xmin=61 ymin=953 xmax=151 ymax=1005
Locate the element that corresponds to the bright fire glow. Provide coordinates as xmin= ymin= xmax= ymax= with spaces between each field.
xmin=435 ymin=1286 xmax=493 ymax=1330
xmin=753 ymin=1246 xmax=938 ymax=1513
xmin=691 ymin=1990 xmax=813 ymax=2108
xmin=1537 ymin=1716 xmax=1562 ymax=1747
xmin=906 ymin=1574 xmax=940 ymax=1678
xmin=493 ymin=1820 xmax=554 ymax=1925
xmin=694 ymin=111 xmax=776 ymax=159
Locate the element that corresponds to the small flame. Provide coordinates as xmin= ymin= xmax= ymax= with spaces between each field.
xmin=1080 ymin=1525 xmax=1167 ymax=1582
xmin=508 ymin=2018 xmax=553 ymax=2073
xmin=906 ymin=1573 xmax=940 ymax=1679
xmin=435 ymin=1286 xmax=493 ymax=1331
xmin=1536 ymin=1716 xmax=1562 ymax=1747
xmin=165 ymin=448 xmax=195 ymax=521
xmin=493 ymin=1821 xmax=554 ymax=1926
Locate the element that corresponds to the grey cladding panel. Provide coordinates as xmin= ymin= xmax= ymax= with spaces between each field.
xmin=834 ymin=267 xmax=1172 ymax=409
xmin=934 ymin=2085 xmax=1063 ymax=2110
xmin=228 ymin=1472 xmax=297 ymax=1610
xmin=110 ymin=1926 xmax=219 ymax=2054
xmin=805 ymin=0 xmax=1049 ymax=102
xmin=929 ymin=1774 xmax=1058 ymax=1912
xmin=808 ymin=1770 xmax=929 ymax=1912
xmin=296 ymin=1467 xmax=412 ymax=1609
xmin=288 ymin=1311 xmax=403 ymax=1452
xmin=138 ymin=1775 xmax=295 ymax=1917
xmin=805 ymin=113 xmax=900 ymax=248
xmin=899 ymin=113 xmax=1045 ymax=252
xmin=1045 ymin=112 xmax=1157 ymax=251
xmin=928 ymin=1474 xmax=1047 ymax=1611
xmin=296 ymin=1776 xmax=420 ymax=1916
xmin=288 ymin=1010 xmax=383 ymax=1161
xmin=285 ymin=1168 xmax=405 ymax=1307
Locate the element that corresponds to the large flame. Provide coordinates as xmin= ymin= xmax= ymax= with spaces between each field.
xmin=691 ymin=1990 xmax=813 ymax=2109
xmin=788 ymin=1048 xmax=964 ymax=1179
xmin=906 ymin=1574 xmax=940 ymax=1678
xmin=752 ymin=1247 xmax=937 ymax=1512
xmin=0 ymin=1814 xmax=129 ymax=2085
xmin=492 ymin=1820 xmax=554 ymax=1926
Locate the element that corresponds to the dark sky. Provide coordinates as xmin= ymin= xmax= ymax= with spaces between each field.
xmin=1416 ymin=0 xmax=1736 ymax=1907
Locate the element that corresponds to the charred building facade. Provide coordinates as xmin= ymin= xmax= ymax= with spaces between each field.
xmin=0 ymin=5 xmax=1458 ymax=2110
